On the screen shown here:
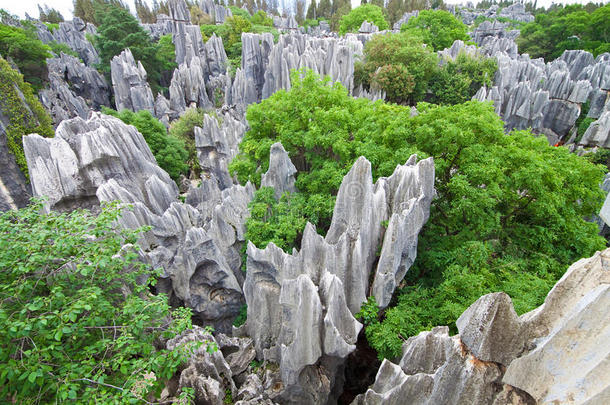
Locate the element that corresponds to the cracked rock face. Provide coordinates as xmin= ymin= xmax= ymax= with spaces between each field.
xmin=260 ymin=142 xmax=297 ymax=199
xmin=243 ymin=154 xmax=434 ymax=404
xmin=35 ymin=18 xmax=100 ymax=66
xmin=355 ymin=248 xmax=610 ymax=405
xmin=23 ymin=113 xmax=253 ymax=331
xmin=110 ymin=49 xmax=155 ymax=114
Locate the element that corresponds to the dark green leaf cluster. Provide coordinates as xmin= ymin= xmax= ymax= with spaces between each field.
xmin=73 ymin=0 xmax=130 ymax=26
xmin=0 ymin=57 xmax=54 ymax=178
xmin=0 ymin=23 xmax=52 ymax=91
xmin=102 ymin=108 xmax=189 ymax=181
xmin=429 ymin=53 xmax=498 ymax=105
xmin=168 ymin=107 xmax=212 ymax=177
xmin=38 ymin=5 xmax=64 ymax=24
xmin=0 ymin=201 xmax=208 ymax=402
xmin=400 ymin=9 xmax=470 ymax=51
xmin=232 ymin=69 xmax=606 ymax=359
xmin=354 ymin=32 xmax=438 ymax=104
xmin=338 ymin=4 xmax=388 ymax=35
xmin=94 ymin=5 xmax=163 ymax=91
xmin=516 ymin=3 xmax=610 ymax=60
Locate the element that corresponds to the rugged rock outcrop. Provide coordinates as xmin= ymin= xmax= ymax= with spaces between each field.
xmin=354 ymin=247 xmax=610 ymax=405
xmin=393 ymin=11 xmax=418 ymax=30
xmin=195 ymin=112 xmax=247 ymax=190
xmin=260 ymin=143 xmax=297 ymax=199
xmin=35 ymin=18 xmax=100 ymax=66
xmin=359 ymin=21 xmax=379 ymax=34
xmin=110 ymin=49 xmax=155 ymax=114
xmin=473 ymin=49 xmax=610 ymax=144
xmin=40 ymin=52 xmax=111 ymax=124
xmin=498 ymin=3 xmax=535 ymax=23
xmin=200 ymin=0 xmax=233 ymax=24
xmin=243 ymin=154 xmax=435 ymax=403
xmin=22 ymin=113 xmax=253 ymax=331
xmin=0 ymin=116 xmax=30 ymax=211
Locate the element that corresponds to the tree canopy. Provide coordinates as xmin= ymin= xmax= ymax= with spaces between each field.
xmin=400 ymin=9 xmax=469 ymax=51
xmin=338 ymin=4 xmax=388 ymax=35
xmin=231 ymin=69 xmax=606 ymax=359
xmin=517 ymin=3 xmax=610 ymax=60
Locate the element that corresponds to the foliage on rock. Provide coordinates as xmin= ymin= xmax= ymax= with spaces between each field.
xmin=355 ymin=32 xmax=438 ymax=104
xmin=338 ymin=4 xmax=388 ymax=35
xmin=0 ymin=201 xmax=202 ymax=403
xmin=169 ymin=108 xmax=208 ymax=177
xmin=0 ymin=57 xmax=53 ymax=178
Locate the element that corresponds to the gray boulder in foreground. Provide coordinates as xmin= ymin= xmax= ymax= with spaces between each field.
xmin=243 ymin=154 xmax=434 ymax=404
xmin=354 ymin=247 xmax=610 ymax=405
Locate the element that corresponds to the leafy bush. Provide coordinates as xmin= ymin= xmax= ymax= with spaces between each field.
xmin=354 ymin=32 xmax=438 ymax=104
xmin=0 ymin=201 xmax=207 ymax=402
xmin=232 ymin=70 xmax=606 ymax=358
xmin=400 ymin=9 xmax=470 ymax=51
xmin=169 ymin=108 xmax=208 ymax=177
xmin=429 ymin=53 xmax=498 ymax=105
xmin=228 ymin=6 xmax=251 ymax=20
xmin=102 ymin=108 xmax=189 ymax=181
xmin=0 ymin=57 xmax=54 ymax=178
xmin=0 ymin=24 xmax=52 ymax=91
xmin=251 ymin=10 xmax=273 ymax=26
xmin=339 ymin=4 xmax=388 ymax=35
xmin=48 ymin=41 xmax=81 ymax=59
xmin=94 ymin=5 xmax=163 ymax=90
xmin=73 ymin=0 xmax=130 ymax=26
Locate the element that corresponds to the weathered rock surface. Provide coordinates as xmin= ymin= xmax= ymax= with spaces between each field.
xmin=355 ymin=247 xmax=610 ymax=405
xmin=498 ymin=3 xmax=535 ymax=23
xmin=359 ymin=21 xmax=379 ymax=34
xmin=260 ymin=142 xmax=297 ymax=199
xmin=195 ymin=112 xmax=247 ymax=190
xmin=243 ymin=154 xmax=434 ymax=403
xmin=472 ymin=48 xmax=610 ymax=144
xmin=35 ymin=18 xmax=100 ymax=66
xmin=200 ymin=0 xmax=233 ymax=24
xmin=23 ymin=113 xmax=253 ymax=331
xmin=110 ymin=49 xmax=155 ymax=114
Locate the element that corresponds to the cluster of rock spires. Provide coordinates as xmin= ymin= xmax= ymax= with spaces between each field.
xmin=34 ymin=17 xmax=100 ymax=66
xmin=460 ymin=3 xmax=534 ymax=26
xmin=355 ymin=246 xmax=610 ymax=405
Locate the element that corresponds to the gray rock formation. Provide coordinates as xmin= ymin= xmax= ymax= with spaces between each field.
xmin=260 ymin=142 xmax=297 ymax=199
xmin=110 ymin=49 xmax=155 ymax=114
xmin=498 ymin=3 xmax=535 ymax=23
xmin=243 ymin=154 xmax=434 ymax=403
xmin=473 ymin=49 xmax=610 ymax=144
xmin=200 ymin=0 xmax=233 ymax=24
xmin=393 ymin=11 xmax=418 ymax=31
xmin=35 ymin=18 xmax=100 ymax=66
xmin=143 ymin=14 xmax=173 ymax=41
xmin=359 ymin=21 xmax=379 ymax=34
xmin=355 ymin=247 xmax=610 ymax=405
xmin=195 ymin=112 xmax=247 ymax=190
xmin=39 ymin=67 xmax=90 ymax=125
xmin=23 ymin=113 xmax=253 ymax=331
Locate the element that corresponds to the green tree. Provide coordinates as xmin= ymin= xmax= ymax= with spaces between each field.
xmin=73 ymin=0 xmax=129 ymax=26
xmin=354 ymin=32 xmax=438 ymax=104
xmin=429 ymin=53 xmax=497 ymax=105
xmin=102 ymin=108 xmax=189 ymax=181
xmin=231 ymin=70 xmax=606 ymax=359
xmin=135 ymin=0 xmax=157 ymax=23
xmin=38 ymin=4 xmax=65 ymax=23
xmin=0 ymin=57 xmax=54 ymax=177
xmin=517 ymin=4 xmax=610 ymax=60
xmin=251 ymin=10 xmax=273 ymax=26
xmin=169 ymin=107 xmax=207 ymax=177
xmin=0 ymin=24 xmax=52 ymax=91
xmin=94 ymin=5 xmax=163 ymax=90
xmin=400 ymin=9 xmax=469 ymax=51
xmin=0 ymin=201 xmax=210 ymax=403
xmin=338 ymin=4 xmax=388 ymax=35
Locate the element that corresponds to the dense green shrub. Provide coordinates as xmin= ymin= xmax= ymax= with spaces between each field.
xmin=0 ymin=24 xmax=52 ymax=91
xmin=73 ymin=0 xmax=130 ymax=26
xmin=169 ymin=108 xmax=208 ymax=177
xmin=400 ymin=9 xmax=470 ymax=51
xmin=102 ymin=108 xmax=189 ymax=181
xmin=354 ymin=32 xmax=438 ymax=104
xmin=48 ymin=41 xmax=81 ymax=59
xmin=232 ymin=70 xmax=606 ymax=359
xmin=0 ymin=57 xmax=54 ymax=178
xmin=251 ymin=10 xmax=273 ymax=26
xmin=0 ymin=201 xmax=211 ymax=403
xmin=338 ymin=4 xmax=388 ymax=35
xmin=94 ymin=5 xmax=163 ymax=90
xmin=517 ymin=4 xmax=610 ymax=60
xmin=429 ymin=53 xmax=498 ymax=105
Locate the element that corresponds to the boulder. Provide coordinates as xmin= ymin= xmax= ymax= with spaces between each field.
xmin=260 ymin=142 xmax=297 ymax=199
